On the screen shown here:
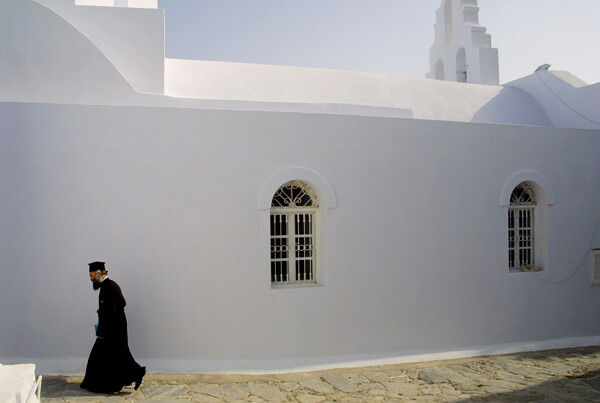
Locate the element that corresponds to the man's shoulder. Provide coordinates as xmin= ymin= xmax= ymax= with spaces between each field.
xmin=101 ymin=278 xmax=121 ymax=291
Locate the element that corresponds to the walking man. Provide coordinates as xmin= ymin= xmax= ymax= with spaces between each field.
xmin=81 ymin=261 xmax=146 ymax=393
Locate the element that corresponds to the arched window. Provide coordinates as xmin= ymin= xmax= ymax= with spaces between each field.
xmin=435 ymin=59 xmax=445 ymax=80
xmin=270 ymin=181 xmax=318 ymax=285
xmin=508 ymin=182 xmax=538 ymax=271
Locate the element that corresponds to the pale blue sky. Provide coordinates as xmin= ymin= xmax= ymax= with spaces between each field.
xmin=158 ymin=0 xmax=600 ymax=85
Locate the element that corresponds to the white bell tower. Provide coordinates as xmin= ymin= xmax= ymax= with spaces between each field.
xmin=426 ymin=0 xmax=499 ymax=85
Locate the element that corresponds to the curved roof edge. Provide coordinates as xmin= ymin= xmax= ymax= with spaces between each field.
xmin=505 ymin=71 xmax=600 ymax=130
xmin=32 ymin=0 xmax=165 ymax=94
xmin=0 ymin=0 xmax=138 ymax=104
xmin=2 ymin=1 xmax=595 ymax=130
xmin=163 ymin=58 xmax=552 ymax=127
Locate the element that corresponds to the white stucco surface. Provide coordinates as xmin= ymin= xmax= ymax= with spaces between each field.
xmin=32 ymin=0 xmax=165 ymax=94
xmin=1 ymin=0 xmax=599 ymax=374
xmin=0 ymin=0 xmax=137 ymax=104
xmin=164 ymin=58 xmax=550 ymax=126
xmin=1 ymin=103 xmax=599 ymax=374
xmin=3 ymin=0 xmax=597 ymax=129
xmin=506 ymin=71 xmax=600 ymax=130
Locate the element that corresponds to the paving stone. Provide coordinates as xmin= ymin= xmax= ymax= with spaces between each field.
xmin=145 ymin=400 xmax=191 ymax=403
xmin=100 ymin=395 xmax=135 ymax=403
xmin=39 ymin=346 xmax=600 ymax=402
xmin=586 ymin=376 xmax=600 ymax=390
xmin=493 ymin=370 xmax=529 ymax=385
xmin=438 ymin=367 xmax=471 ymax=384
xmin=385 ymin=370 xmax=408 ymax=378
xmin=63 ymin=383 xmax=103 ymax=398
xmin=481 ymin=379 xmax=517 ymax=391
xmin=456 ymin=386 xmax=484 ymax=395
xmin=524 ymin=371 xmax=554 ymax=381
xmin=331 ymin=396 xmax=365 ymax=403
xmin=418 ymin=367 xmax=449 ymax=384
xmin=348 ymin=392 xmax=372 ymax=400
xmin=340 ymin=373 xmax=370 ymax=384
xmin=299 ymin=379 xmax=335 ymax=394
xmin=321 ymin=374 xmax=359 ymax=392
xmin=142 ymin=384 xmax=189 ymax=400
xmin=542 ymin=365 xmax=576 ymax=375
xmin=118 ymin=389 xmax=146 ymax=401
xmin=191 ymin=394 xmax=221 ymax=403
xmin=190 ymin=383 xmax=235 ymax=397
xmin=248 ymin=383 xmax=285 ymax=401
xmin=41 ymin=377 xmax=68 ymax=397
xmin=222 ymin=383 xmax=249 ymax=401
xmin=296 ymin=394 xmax=326 ymax=403
xmin=438 ymin=385 xmax=461 ymax=397
xmin=327 ymin=391 xmax=348 ymax=401
xmin=61 ymin=388 xmax=108 ymax=401
xmin=358 ymin=382 xmax=385 ymax=393
xmin=276 ymin=381 xmax=301 ymax=392
xmin=363 ymin=371 xmax=389 ymax=384
xmin=582 ymin=389 xmax=600 ymax=401
xmin=420 ymin=385 xmax=442 ymax=395
xmin=481 ymin=385 xmax=512 ymax=394
xmin=447 ymin=366 xmax=490 ymax=382
xmin=368 ymin=388 xmax=385 ymax=396
xmin=275 ymin=372 xmax=320 ymax=382
xmin=383 ymin=380 xmax=421 ymax=397
xmin=503 ymin=364 xmax=540 ymax=376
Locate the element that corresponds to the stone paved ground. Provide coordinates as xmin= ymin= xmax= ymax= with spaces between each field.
xmin=41 ymin=346 xmax=600 ymax=402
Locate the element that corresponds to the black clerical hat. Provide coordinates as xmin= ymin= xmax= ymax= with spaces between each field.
xmin=88 ymin=261 xmax=106 ymax=272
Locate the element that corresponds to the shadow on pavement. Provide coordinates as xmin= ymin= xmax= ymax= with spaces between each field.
xmin=455 ymin=369 xmax=600 ymax=402
xmin=41 ymin=376 xmax=136 ymax=399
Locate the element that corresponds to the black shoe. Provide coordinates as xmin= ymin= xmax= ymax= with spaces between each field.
xmin=134 ymin=367 xmax=146 ymax=390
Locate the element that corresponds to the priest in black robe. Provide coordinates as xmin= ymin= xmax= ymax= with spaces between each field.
xmin=81 ymin=261 xmax=146 ymax=394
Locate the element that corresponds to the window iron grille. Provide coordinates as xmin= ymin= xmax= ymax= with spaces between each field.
xmin=591 ymin=250 xmax=600 ymax=286
xmin=271 ymin=181 xmax=318 ymax=208
xmin=508 ymin=183 xmax=537 ymax=271
xmin=270 ymin=181 xmax=317 ymax=285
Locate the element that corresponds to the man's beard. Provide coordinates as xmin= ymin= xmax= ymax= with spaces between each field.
xmin=92 ymin=280 xmax=102 ymax=290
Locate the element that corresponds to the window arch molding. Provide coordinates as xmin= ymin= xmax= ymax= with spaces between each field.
xmin=501 ymin=170 xmax=554 ymax=273
xmin=258 ymin=168 xmax=337 ymax=210
xmin=500 ymin=170 xmax=555 ymax=207
xmin=259 ymin=168 xmax=336 ymax=287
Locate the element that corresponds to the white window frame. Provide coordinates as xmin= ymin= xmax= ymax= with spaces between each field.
xmin=270 ymin=181 xmax=318 ymax=286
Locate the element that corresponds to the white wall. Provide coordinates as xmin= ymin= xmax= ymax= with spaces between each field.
xmin=1 ymin=102 xmax=599 ymax=373
xmin=31 ymin=0 xmax=165 ymax=94
xmin=0 ymin=0 xmax=137 ymax=105
xmin=506 ymin=71 xmax=600 ymax=130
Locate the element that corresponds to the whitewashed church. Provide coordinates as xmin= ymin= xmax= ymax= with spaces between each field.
xmin=1 ymin=0 xmax=599 ymax=374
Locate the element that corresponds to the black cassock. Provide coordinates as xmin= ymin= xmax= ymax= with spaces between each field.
xmin=81 ymin=278 xmax=144 ymax=393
